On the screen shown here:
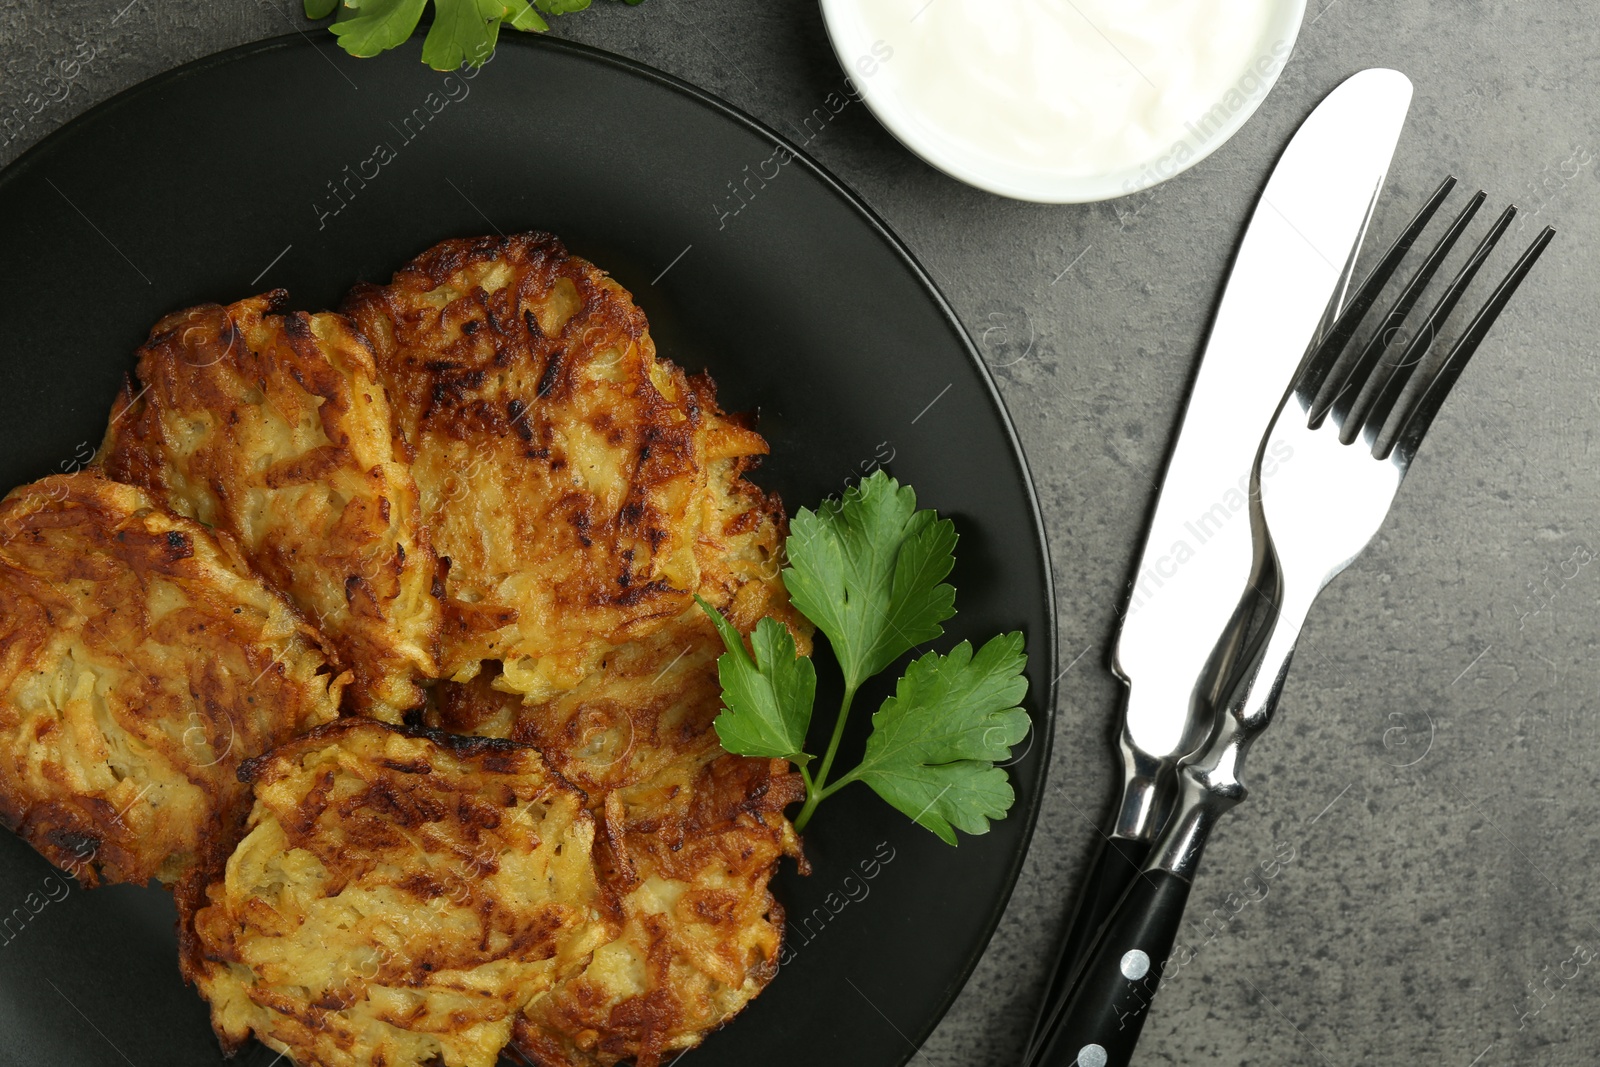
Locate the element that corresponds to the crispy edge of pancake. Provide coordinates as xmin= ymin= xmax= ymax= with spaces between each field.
xmin=101 ymin=291 xmax=442 ymax=721
xmin=180 ymin=719 xmax=611 ymax=1067
xmin=677 ymin=372 xmax=811 ymax=652
xmin=0 ymin=471 xmax=344 ymax=887
xmin=342 ymin=233 xmax=805 ymax=701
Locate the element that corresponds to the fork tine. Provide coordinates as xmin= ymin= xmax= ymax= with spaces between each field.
xmin=1318 ymin=190 xmax=1488 ymax=430
xmin=1357 ymin=203 xmax=1520 ymax=446
xmin=1382 ymin=225 xmax=1555 ymax=461
xmin=1295 ymin=177 xmax=1458 ymax=407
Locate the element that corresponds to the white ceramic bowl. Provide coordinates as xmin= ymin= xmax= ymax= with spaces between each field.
xmin=820 ymin=0 xmax=1307 ymax=204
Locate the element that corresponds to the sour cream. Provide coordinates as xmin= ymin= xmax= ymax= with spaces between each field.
xmin=821 ymin=0 xmax=1305 ymax=202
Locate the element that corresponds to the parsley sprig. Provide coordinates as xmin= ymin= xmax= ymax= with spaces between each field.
xmin=697 ymin=471 xmax=1030 ymax=845
xmin=306 ymin=0 xmax=642 ymax=71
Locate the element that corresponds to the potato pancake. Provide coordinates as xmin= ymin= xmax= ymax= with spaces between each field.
xmin=342 ymin=233 xmax=802 ymax=702
xmin=183 ymin=720 xmax=609 ymax=1067
xmin=516 ymin=750 xmax=802 ymax=1067
xmin=426 ymin=609 xmax=803 ymax=1067
xmin=348 ymin=235 xmax=813 ymax=1064
xmin=0 ymin=472 xmax=342 ymax=887
xmin=101 ymin=292 xmax=441 ymax=720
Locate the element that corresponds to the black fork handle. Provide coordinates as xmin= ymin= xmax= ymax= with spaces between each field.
xmin=1025 ymin=868 xmax=1192 ymax=1067
xmin=1026 ymin=833 xmax=1151 ymax=1055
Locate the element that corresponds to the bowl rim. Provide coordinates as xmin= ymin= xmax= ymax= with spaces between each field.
xmin=820 ymin=0 xmax=1308 ymax=204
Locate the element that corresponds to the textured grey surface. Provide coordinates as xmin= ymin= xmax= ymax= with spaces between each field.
xmin=3 ymin=3 xmax=1599 ymax=1065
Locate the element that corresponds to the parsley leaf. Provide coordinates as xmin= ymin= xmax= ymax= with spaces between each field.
xmin=701 ymin=471 xmax=1031 ymax=844
xmin=784 ymin=470 xmax=957 ymax=692
xmin=697 ymin=597 xmax=815 ymax=767
xmin=323 ymin=0 xmax=619 ymax=69
xmin=841 ymin=633 xmax=1029 ymax=845
xmin=328 ymin=0 xmax=431 ymax=58
xmin=419 ymin=0 xmax=545 ymax=70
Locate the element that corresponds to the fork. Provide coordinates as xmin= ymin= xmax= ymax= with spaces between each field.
xmin=1026 ymin=178 xmax=1554 ymax=1067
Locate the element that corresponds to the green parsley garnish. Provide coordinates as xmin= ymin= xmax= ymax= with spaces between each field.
xmin=697 ymin=470 xmax=1030 ymax=845
xmin=307 ymin=0 xmax=643 ymax=71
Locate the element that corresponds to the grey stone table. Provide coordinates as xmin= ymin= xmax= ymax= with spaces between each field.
xmin=4 ymin=3 xmax=1597 ymax=1064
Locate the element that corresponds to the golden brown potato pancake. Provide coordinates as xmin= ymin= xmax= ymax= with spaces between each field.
xmin=516 ymin=750 xmax=802 ymax=1067
xmin=183 ymin=720 xmax=609 ymax=1067
xmin=426 ymin=609 xmax=803 ymax=1067
xmin=352 ymin=235 xmax=814 ymax=1064
xmin=0 ymin=472 xmax=342 ymax=887
xmin=101 ymin=291 xmax=441 ymax=720
xmin=342 ymin=233 xmax=803 ymax=702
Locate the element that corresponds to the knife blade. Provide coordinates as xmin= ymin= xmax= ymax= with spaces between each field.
xmin=1030 ymin=67 xmax=1413 ymax=1047
xmin=1115 ymin=65 xmax=1413 ymax=841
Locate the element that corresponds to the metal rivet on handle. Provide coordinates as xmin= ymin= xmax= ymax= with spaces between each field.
xmin=1119 ymin=949 xmax=1151 ymax=981
xmin=1077 ymin=1044 xmax=1108 ymax=1067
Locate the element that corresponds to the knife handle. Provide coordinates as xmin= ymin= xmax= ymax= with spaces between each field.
xmin=1025 ymin=868 xmax=1192 ymax=1067
xmin=1026 ymin=833 xmax=1151 ymax=1056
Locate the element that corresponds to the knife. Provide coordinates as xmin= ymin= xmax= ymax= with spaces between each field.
xmin=1027 ymin=67 xmax=1414 ymax=1053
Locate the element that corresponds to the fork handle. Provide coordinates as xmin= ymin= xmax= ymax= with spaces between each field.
xmin=1027 ymin=576 xmax=1313 ymax=1066
xmin=1026 ymin=834 xmax=1151 ymax=1056
xmin=1025 ymin=868 xmax=1193 ymax=1067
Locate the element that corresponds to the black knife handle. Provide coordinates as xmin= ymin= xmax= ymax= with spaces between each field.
xmin=1026 ymin=833 xmax=1152 ymax=1054
xmin=1026 ymin=868 xmax=1192 ymax=1067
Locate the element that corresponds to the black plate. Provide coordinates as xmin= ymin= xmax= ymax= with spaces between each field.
xmin=0 ymin=34 xmax=1055 ymax=1067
